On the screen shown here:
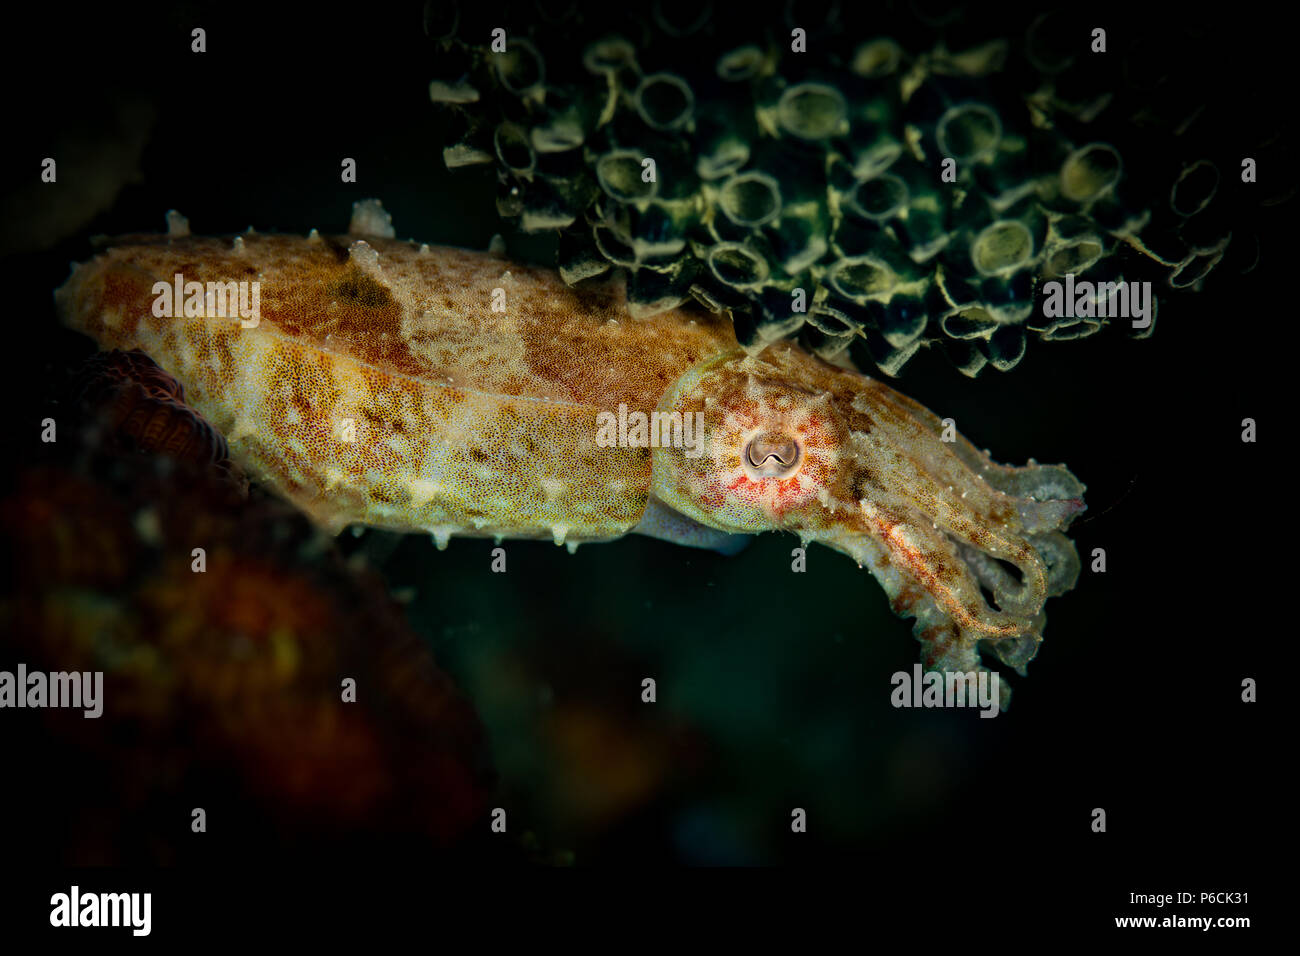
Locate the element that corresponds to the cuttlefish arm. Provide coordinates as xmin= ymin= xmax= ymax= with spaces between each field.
xmin=55 ymin=229 xmax=1083 ymax=695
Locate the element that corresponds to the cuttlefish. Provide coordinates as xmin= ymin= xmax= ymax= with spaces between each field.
xmin=54 ymin=210 xmax=1085 ymax=701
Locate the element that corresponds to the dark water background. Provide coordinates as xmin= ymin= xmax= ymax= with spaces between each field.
xmin=0 ymin=0 xmax=1285 ymax=923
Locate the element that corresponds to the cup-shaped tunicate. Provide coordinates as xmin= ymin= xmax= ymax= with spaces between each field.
xmin=909 ymin=0 xmax=965 ymax=27
xmin=707 ymin=242 xmax=771 ymax=290
xmin=422 ymin=1 xmax=459 ymax=41
xmin=531 ymin=116 xmax=584 ymax=154
xmin=985 ymin=324 xmax=1027 ymax=372
xmin=802 ymin=326 xmax=856 ymax=360
xmin=653 ymin=0 xmax=713 ymax=37
xmin=703 ymin=210 xmax=755 ymax=246
xmin=428 ymin=79 xmax=480 ymax=104
xmin=1180 ymin=207 xmax=1232 ymax=256
xmin=593 ymin=224 xmax=641 ymax=268
xmin=443 ymin=139 xmax=494 ymax=169
xmin=769 ymin=205 xmax=830 ymax=274
xmin=1025 ymin=10 xmax=1078 ymax=74
xmin=836 ymin=219 xmax=915 ymax=278
xmin=827 ymin=255 xmax=899 ymax=301
xmin=525 ymin=177 xmax=589 ymax=231
xmin=888 ymin=165 xmax=951 ymax=258
xmin=583 ymin=36 xmax=637 ymax=75
xmin=933 ymin=268 xmax=977 ymax=312
xmin=496 ymin=180 xmax=524 ymax=218
xmin=805 ymin=304 xmax=860 ymax=337
xmin=1221 ymin=231 xmax=1259 ymax=276
xmin=1041 ymin=213 xmax=1106 ymax=276
xmin=533 ymin=0 xmax=579 ymax=25
xmin=754 ymin=317 xmax=811 ymax=351
xmin=439 ymin=111 xmax=492 ymax=165
xmin=829 ymin=212 xmax=881 ymax=259
xmin=596 ymin=149 xmax=658 ymax=202
xmin=947 ymin=191 xmax=1005 ymax=249
xmin=1039 ymin=315 xmax=1102 ymax=341
xmin=936 ymin=103 xmax=1002 ymax=164
xmin=1168 ymin=249 xmax=1224 ymax=289
xmin=1030 ymin=263 xmax=1105 ymax=338
xmin=859 ymin=294 xmax=928 ymax=347
xmin=494 ymin=123 xmax=536 ymax=176
xmin=690 ymin=277 xmax=751 ymax=315
xmin=493 ymin=38 xmax=546 ymax=97
xmin=694 ymin=107 xmax=759 ymax=181
xmin=941 ymin=307 xmax=1000 ymax=340
xmin=519 ymin=189 xmax=578 ymax=231
xmin=1050 ymin=63 xmax=1113 ymax=123
xmin=558 ymin=229 xmax=611 ymax=285
xmin=894 ymin=206 xmax=949 ymax=262
xmin=535 ymin=143 xmax=588 ymax=184
xmin=628 ymin=263 xmax=693 ymax=318
xmin=978 ymin=271 xmax=1035 ymax=324
xmin=851 ymin=326 xmax=925 ymax=377
xmin=783 ymin=0 xmax=843 ymax=33
xmin=971 ymin=219 xmax=1035 ymax=276
xmin=696 ymin=138 xmax=751 ymax=181
xmin=730 ymin=308 xmax=763 ymax=348
xmin=1060 ymin=143 xmax=1123 ymax=202
xmin=943 ymin=338 xmax=989 ymax=378
xmin=970 ymin=135 xmax=1036 ymax=211
xmin=848 ymin=174 xmax=909 ymax=221
xmin=776 ymin=83 xmax=849 ymax=141
xmin=1169 ymin=160 xmax=1219 ymax=217
xmin=803 ymin=305 xmax=859 ymax=358
xmin=933 ymin=38 xmax=1010 ymax=77
xmin=718 ymin=171 xmax=783 ymax=228
xmin=1132 ymin=293 xmax=1157 ymax=339
xmin=624 ymin=201 xmax=692 ymax=259
xmin=1043 ymin=235 xmax=1105 ymax=277
xmin=635 ymin=73 xmax=695 ymax=132
xmin=851 ymin=38 xmax=902 ymax=77
xmin=852 ymin=136 xmax=905 ymax=181
xmin=1086 ymin=189 xmax=1146 ymax=236
xmin=717 ymin=45 xmax=768 ymax=82
xmin=752 ymin=293 xmax=809 ymax=346
xmin=827 ymin=153 xmax=858 ymax=196
xmin=901 ymin=78 xmax=948 ymax=129
xmin=1122 ymin=209 xmax=1187 ymax=267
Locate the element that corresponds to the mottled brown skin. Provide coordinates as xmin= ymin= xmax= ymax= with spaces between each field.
xmin=57 ymin=232 xmax=1085 ymax=691
xmin=57 ymin=233 xmax=736 ymax=545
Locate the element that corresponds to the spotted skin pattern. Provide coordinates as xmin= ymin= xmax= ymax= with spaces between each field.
xmin=56 ymin=232 xmax=1085 ymax=696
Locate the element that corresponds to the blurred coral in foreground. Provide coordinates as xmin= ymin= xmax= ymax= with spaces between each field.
xmin=0 ymin=351 xmax=492 ymax=863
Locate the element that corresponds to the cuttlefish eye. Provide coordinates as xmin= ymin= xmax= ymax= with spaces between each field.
xmin=743 ymin=432 xmax=802 ymax=479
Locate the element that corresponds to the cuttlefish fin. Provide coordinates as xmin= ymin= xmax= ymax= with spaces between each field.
xmin=632 ymin=495 xmax=752 ymax=556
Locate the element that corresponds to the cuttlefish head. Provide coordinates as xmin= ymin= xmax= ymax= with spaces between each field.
xmin=651 ymin=338 xmax=1086 ymax=684
xmin=650 ymin=340 xmax=886 ymax=536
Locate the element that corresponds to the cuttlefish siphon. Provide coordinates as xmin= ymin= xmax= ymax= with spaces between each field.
xmin=55 ymin=213 xmax=1085 ymax=704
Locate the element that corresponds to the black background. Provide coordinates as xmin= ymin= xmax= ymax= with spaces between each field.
xmin=0 ymin=0 xmax=1285 ymax=936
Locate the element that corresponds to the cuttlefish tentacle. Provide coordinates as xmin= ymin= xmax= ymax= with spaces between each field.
xmin=819 ymin=517 xmax=1022 ymax=679
xmin=843 ymin=421 xmax=1053 ymax=619
xmin=55 ymin=229 xmax=1085 ymax=704
xmin=852 ymin=501 xmax=1032 ymax=637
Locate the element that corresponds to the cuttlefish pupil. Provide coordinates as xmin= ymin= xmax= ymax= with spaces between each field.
xmin=743 ymin=433 xmax=802 ymax=479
